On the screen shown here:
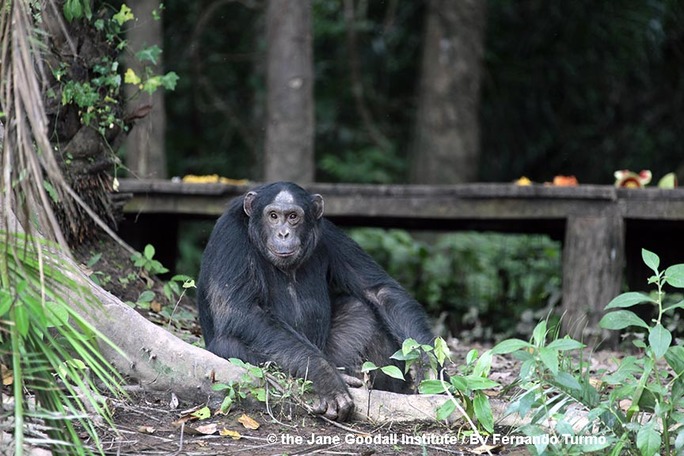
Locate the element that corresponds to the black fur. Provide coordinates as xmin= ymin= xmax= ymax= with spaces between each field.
xmin=197 ymin=182 xmax=434 ymax=421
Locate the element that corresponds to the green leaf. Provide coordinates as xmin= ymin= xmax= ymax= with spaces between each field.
xmin=664 ymin=264 xmax=684 ymax=288
xmin=648 ymin=324 xmax=672 ymax=359
xmin=605 ymin=292 xmax=655 ymax=309
xmin=491 ymin=338 xmax=532 ymax=355
xmin=137 ymin=290 xmax=155 ymax=303
xmin=554 ymin=371 xmax=582 ymax=391
xmin=191 ymin=406 xmax=211 ymax=420
xmin=136 ymin=45 xmax=162 ymax=65
xmin=599 ymin=310 xmax=649 ymax=330
xmin=435 ymin=399 xmax=456 ymax=421
xmin=113 ymin=4 xmax=134 ymax=25
xmin=636 ymin=421 xmax=661 ymax=456
xmin=434 ymin=337 xmax=450 ymax=365
xmin=419 ymin=379 xmax=449 ymax=394
xmin=642 ymin=249 xmax=660 ymax=274
xmin=538 ymin=347 xmax=559 ymax=375
xmin=665 ymin=346 xmax=684 ymax=376
xmin=380 ymin=365 xmax=405 ymax=380
xmin=0 ymin=289 xmax=12 ymax=317
xmin=473 ymin=392 xmax=494 ymax=433
xmin=464 ymin=375 xmax=499 ymax=390
xmin=360 ymin=361 xmax=377 ymax=373
xmin=663 ymin=299 xmax=684 ymax=313
xmin=14 ymin=303 xmax=29 ymax=337
xmin=144 ymin=244 xmax=156 ymax=259
xmin=546 ymin=337 xmax=585 ymax=351
xmin=449 ymin=375 xmax=468 ymax=392
xmin=532 ymin=320 xmax=547 ymax=346
xmin=161 ymin=71 xmax=180 ymax=90
xmin=473 ymin=350 xmax=493 ymax=377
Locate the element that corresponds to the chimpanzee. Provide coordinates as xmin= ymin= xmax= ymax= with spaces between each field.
xmin=197 ymin=182 xmax=435 ymax=421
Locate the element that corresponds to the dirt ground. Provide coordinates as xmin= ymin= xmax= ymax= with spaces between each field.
xmin=69 ymin=237 xmax=624 ymax=456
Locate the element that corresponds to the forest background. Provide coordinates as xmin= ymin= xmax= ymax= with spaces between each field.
xmin=114 ymin=0 xmax=684 ymax=341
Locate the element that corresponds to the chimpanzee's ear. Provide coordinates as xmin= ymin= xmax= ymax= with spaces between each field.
xmin=243 ymin=191 xmax=257 ymax=217
xmin=311 ymin=194 xmax=324 ymax=220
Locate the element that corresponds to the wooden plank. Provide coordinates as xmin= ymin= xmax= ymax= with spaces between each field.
xmin=117 ymin=179 xmax=625 ymax=221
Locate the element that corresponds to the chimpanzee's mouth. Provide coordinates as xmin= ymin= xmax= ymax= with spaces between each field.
xmin=270 ymin=249 xmax=296 ymax=258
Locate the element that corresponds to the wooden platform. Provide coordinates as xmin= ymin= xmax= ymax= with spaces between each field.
xmin=117 ymin=179 xmax=684 ymax=343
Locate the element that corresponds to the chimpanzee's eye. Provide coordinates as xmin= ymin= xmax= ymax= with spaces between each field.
xmin=288 ymin=213 xmax=299 ymax=222
xmin=269 ymin=212 xmax=278 ymax=220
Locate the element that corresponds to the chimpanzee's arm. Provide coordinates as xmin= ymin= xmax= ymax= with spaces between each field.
xmin=210 ymin=294 xmax=353 ymax=420
xmin=322 ymin=220 xmax=435 ymax=346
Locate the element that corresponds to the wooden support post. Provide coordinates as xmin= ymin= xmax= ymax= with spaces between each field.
xmin=561 ymin=213 xmax=625 ymax=346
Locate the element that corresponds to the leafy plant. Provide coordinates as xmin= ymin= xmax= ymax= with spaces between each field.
xmin=492 ymin=249 xmax=684 ymax=455
xmin=53 ymin=3 xmax=178 ymax=137
xmin=0 ymin=231 xmax=124 ymax=455
xmin=212 ymin=358 xmax=267 ymax=414
xmin=364 ymin=337 xmax=498 ymax=434
xmin=350 ymin=229 xmax=562 ymax=340
xmin=598 ymin=249 xmax=684 ymax=455
xmin=131 ymin=244 xmax=169 ymax=276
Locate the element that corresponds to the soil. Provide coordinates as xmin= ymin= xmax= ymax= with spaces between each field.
xmin=69 ymin=237 xmax=623 ymax=456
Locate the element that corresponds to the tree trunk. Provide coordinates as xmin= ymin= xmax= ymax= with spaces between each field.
xmin=409 ymin=0 xmax=486 ymax=184
xmin=264 ymin=0 xmax=315 ymax=183
xmin=561 ymin=213 xmax=625 ymax=345
xmin=124 ymin=0 xmax=167 ymax=179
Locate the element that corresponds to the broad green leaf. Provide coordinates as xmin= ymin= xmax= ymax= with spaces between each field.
xmin=435 ymin=399 xmax=456 ymax=421
xmin=664 ymin=264 xmax=684 ymax=288
xmin=473 ymin=392 xmax=494 ymax=433
xmin=161 ymin=72 xmax=180 ymax=90
xmin=554 ymin=371 xmax=582 ymax=391
xmin=664 ymin=299 xmax=684 ymax=313
xmin=605 ymin=292 xmax=655 ymax=309
xmin=642 ymin=249 xmax=660 ymax=274
xmin=491 ymin=338 xmax=532 ymax=354
xmin=361 ymin=361 xmax=378 ymax=373
xmin=136 ymin=45 xmax=162 ymax=65
xmin=113 ymin=4 xmax=134 ymax=25
xmin=465 ymin=348 xmax=478 ymax=365
xmin=380 ymin=365 xmax=405 ymax=380
xmin=464 ymin=375 xmax=499 ymax=390
xmin=144 ymin=244 xmax=156 ymax=259
xmin=665 ymin=346 xmax=684 ymax=376
xmin=546 ymin=337 xmax=585 ymax=351
xmin=532 ymin=320 xmax=547 ymax=347
xmin=636 ymin=422 xmax=661 ymax=456
xmin=419 ymin=379 xmax=448 ymax=394
xmin=648 ymin=324 xmax=672 ymax=359
xmin=473 ymin=350 xmax=493 ymax=377
xmin=450 ymin=375 xmax=468 ymax=392
xmin=137 ymin=290 xmax=155 ymax=303
xmin=538 ymin=347 xmax=559 ymax=375
xmin=191 ymin=406 xmax=211 ymax=420
xmin=434 ymin=337 xmax=450 ymax=365
xmin=675 ymin=429 xmax=684 ymax=453
xmin=599 ymin=310 xmax=649 ymax=330
xmin=252 ymin=387 xmax=266 ymax=402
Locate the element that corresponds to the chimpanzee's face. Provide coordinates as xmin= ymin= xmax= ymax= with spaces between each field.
xmin=243 ymin=186 xmax=324 ymax=269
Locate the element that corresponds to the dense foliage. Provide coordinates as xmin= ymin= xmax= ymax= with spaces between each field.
xmin=350 ymin=229 xmax=562 ymax=340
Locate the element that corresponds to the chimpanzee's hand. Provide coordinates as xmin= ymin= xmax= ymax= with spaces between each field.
xmin=311 ymin=389 xmax=354 ymax=421
xmin=340 ymin=373 xmax=364 ymax=388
